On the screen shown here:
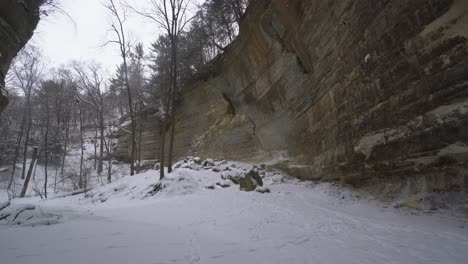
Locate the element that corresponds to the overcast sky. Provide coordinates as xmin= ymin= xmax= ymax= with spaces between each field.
xmin=30 ymin=0 xmax=173 ymax=77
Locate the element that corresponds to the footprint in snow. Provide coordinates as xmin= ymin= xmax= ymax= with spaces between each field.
xmin=16 ymin=254 xmax=40 ymax=259
xmin=290 ymin=235 xmax=311 ymax=245
xmin=106 ymin=245 xmax=126 ymax=249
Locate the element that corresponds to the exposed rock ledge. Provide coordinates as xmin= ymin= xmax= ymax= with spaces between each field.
xmin=116 ymin=0 xmax=468 ymax=212
xmin=0 ymin=0 xmax=43 ymax=113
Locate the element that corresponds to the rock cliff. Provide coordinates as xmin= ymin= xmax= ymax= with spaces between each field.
xmin=117 ymin=0 xmax=468 ymax=211
xmin=0 ymin=0 xmax=43 ymax=113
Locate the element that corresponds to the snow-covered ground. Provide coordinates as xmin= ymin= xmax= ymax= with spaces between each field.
xmin=1 ymin=159 xmax=467 ymax=264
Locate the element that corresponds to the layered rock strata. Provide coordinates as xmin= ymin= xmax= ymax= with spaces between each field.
xmin=117 ymin=0 xmax=468 ymax=211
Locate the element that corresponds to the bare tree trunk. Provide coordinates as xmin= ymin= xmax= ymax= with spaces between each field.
xmin=8 ymin=117 xmax=26 ymax=189
xmin=106 ymin=0 xmax=136 ymax=176
xmin=98 ymin=112 xmax=104 ymax=175
xmin=21 ymin=120 xmax=31 ymax=180
xmin=20 ymin=147 xmax=38 ymax=198
xmin=93 ymin=118 xmax=98 ymax=170
xmin=54 ymin=161 xmax=59 ymax=193
xmin=138 ymin=120 xmax=142 ymax=173
xmin=108 ymin=158 xmax=112 ymax=183
xmin=126 ymin=0 xmax=192 ymax=178
xmin=61 ymin=119 xmax=70 ymax=180
xmin=159 ymin=122 xmax=167 ymax=180
xmin=32 ymin=156 xmax=38 ymax=180
xmin=107 ymin=138 xmax=113 ymax=184
xmin=44 ymin=91 xmax=50 ymax=199
xmin=159 ymin=70 xmax=173 ymax=179
xmin=168 ymin=39 xmax=178 ymax=173
xmin=160 ymin=37 xmax=177 ymax=179
xmin=73 ymin=105 xmax=78 ymax=132
xmin=44 ymin=152 xmax=48 ymax=198
xmin=104 ymin=135 xmax=113 ymax=184
xmin=122 ymin=59 xmax=136 ymax=176
xmin=78 ymin=102 xmax=84 ymax=190
xmin=44 ymin=109 xmax=49 ymax=199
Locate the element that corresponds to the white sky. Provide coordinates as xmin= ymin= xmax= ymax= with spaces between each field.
xmin=30 ymin=0 xmax=166 ymax=77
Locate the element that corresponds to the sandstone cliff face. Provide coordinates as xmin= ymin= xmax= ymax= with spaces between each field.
xmin=0 ymin=0 xmax=42 ymax=113
xmin=117 ymin=0 xmax=468 ymax=210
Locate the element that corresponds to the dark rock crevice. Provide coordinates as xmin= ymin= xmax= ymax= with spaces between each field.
xmin=222 ymin=92 xmax=236 ymax=116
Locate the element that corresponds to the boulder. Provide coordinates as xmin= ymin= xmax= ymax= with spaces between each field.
xmin=239 ymin=169 xmax=263 ymax=191
xmin=239 ymin=176 xmax=256 ymax=192
xmin=221 ymin=170 xmax=242 ymax=184
xmin=216 ymin=180 xmax=232 ymax=188
xmin=203 ymin=158 xmax=215 ymax=167
xmin=189 ymin=163 xmax=200 ymax=171
xmin=216 ymin=160 xmax=228 ymax=165
xmin=256 ymin=187 xmax=270 ymax=193
xmin=246 ymin=169 xmax=263 ymax=186
xmin=174 ymin=160 xmax=186 ymax=168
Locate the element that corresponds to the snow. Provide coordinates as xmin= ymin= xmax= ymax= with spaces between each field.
xmin=119 ymin=120 xmax=131 ymax=128
xmin=438 ymin=141 xmax=468 ymax=156
xmin=354 ymin=128 xmax=406 ymax=159
xmin=1 ymin=159 xmax=467 ymax=264
xmin=364 ymin=53 xmax=371 ymax=63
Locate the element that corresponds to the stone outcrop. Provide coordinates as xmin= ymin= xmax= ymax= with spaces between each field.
xmin=0 ymin=0 xmax=43 ymax=113
xmin=118 ymin=0 xmax=468 ymax=211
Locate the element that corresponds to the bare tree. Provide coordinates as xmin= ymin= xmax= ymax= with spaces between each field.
xmin=61 ymin=116 xmax=70 ymax=179
xmin=103 ymin=122 xmax=115 ymax=183
xmin=77 ymin=97 xmax=84 ymax=189
xmin=19 ymin=147 xmax=38 ymax=198
xmin=104 ymin=0 xmax=137 ymax=176
xmin=135 ymin=100 xmax=144 ymax=172
xmin=72 ymin=62 xmax=106 ymax=175
xmin=7 ymin=117 xmax=25 ymax=189
xmin=56 ymin=69 xmax=77 ymax=186
xmin=128 ymin=0 xmax=193 ymax=178
xmin=43 ymin=83 xmax=50 ymax=198
xmin=11 ymin=47 xmax=42 ymax=181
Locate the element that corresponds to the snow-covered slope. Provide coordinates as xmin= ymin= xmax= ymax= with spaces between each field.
xmin=1 ymin=158 xmax=467 ymax=264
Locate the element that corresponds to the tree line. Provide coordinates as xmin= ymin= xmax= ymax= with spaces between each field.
xmin=0 ymin=0 xmax=248 ymax=197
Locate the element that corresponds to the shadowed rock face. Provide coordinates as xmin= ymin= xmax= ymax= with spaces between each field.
xmin=117 ymin=0 xmax=468 ymax=210
xmin=0 ymin=0 xmax=43 ymax=113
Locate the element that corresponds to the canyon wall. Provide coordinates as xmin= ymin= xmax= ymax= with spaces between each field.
xmin=117 ymin=0 xmax=468 ymax=211
xmin=0 ymin=0 xmax=42 ymax=113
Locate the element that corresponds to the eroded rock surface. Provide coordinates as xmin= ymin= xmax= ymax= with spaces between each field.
xmin=0 ymin=0 xmax=43 ymax=113
xmin=117 ymin=0 xmax=468 ymax=210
